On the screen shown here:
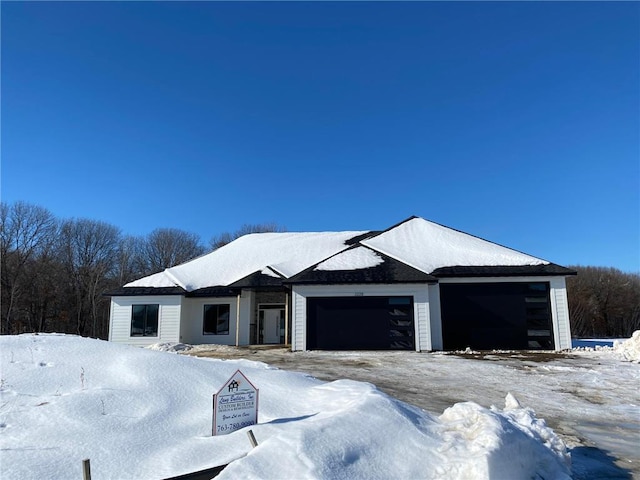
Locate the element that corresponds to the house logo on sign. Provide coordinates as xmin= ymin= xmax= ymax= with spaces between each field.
xmin=213 ymin=370 xmax=259 ymax=436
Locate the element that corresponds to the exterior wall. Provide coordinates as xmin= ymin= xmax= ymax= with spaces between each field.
xmin=437 ymin=276 xmax=573 ymax=351
xmin=109 ymin=296 xmax=182 ymax=346
xmin=238 ymin=290 xmax=253 ymax=346
xmin=180 ymin=295 xmax=246 ymax=346
xmin=427 ymin=284 xmax=443 ymax=350
xmin=179 ymin=291 xmax=253 ymax=346
xmin=290 ymin=284 xmax=431 ymax=352
xmin=549 ymin=277 xmax=572 ymax=350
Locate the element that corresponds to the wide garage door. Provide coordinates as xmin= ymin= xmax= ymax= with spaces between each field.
xmin=440 ymin=282 xmax=554 ymax=350
xmin=306 ymin=296 xmax=414 ymax=350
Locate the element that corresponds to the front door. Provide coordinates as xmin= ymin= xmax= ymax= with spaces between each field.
xmin=259 ymin=305 xmax=285 ymax=344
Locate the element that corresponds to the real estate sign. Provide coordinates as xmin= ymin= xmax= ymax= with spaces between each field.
xmin=213 ymin=370 xmax=259 ymax=436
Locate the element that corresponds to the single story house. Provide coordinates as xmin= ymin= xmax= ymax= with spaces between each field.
xmin=107 ymin=217 xmax=575 ymax=351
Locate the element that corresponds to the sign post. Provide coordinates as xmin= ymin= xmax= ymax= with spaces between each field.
xmin=213 ymin=370 xmax=259 ymax=436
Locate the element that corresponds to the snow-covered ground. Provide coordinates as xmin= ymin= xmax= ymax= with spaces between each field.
xmin=1 ymin=333 xmax=638 ymax=479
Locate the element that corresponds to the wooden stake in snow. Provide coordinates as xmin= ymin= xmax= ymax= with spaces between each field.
xmin=82 ymin=459 xmax=91 ymax=480
xmin=247 ymin=430 xmax=258 ymax=448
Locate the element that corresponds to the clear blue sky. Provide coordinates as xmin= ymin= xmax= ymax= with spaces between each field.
xmin=2 ymin=2 xmax=638 ymax=272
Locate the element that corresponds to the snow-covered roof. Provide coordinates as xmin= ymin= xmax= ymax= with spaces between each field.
xmin=126 ymin=231 xmax=368 ymax=291
xmin=361 ymin=217 xmax=548 ymax=274
xmin=125 ymin=217 xmax=553 ymax=292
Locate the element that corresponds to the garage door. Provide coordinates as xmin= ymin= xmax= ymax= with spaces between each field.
xmin=440 ymin=282 xmax=554 ymax=350
xmin=306 ymin=296 xmax=414 ymax=350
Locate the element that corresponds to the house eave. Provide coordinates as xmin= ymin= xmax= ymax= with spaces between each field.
xmin=431 ymin=264 xmax=577 ymax=278
xmin=104 ymin=286 xmax=187 ymax=297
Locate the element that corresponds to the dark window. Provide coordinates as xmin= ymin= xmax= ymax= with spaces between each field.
xmin=203 ymin=304 xmax=230 ymax=335
xmin=131 ymin=304 xmax=159 ymax=337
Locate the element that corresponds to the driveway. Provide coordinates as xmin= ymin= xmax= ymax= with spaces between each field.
xmin=185 ymin=345 xmax=639 ymax=479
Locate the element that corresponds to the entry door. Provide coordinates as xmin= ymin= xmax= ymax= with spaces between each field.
xmin=262 ymin=308 xmax=283 ymax=344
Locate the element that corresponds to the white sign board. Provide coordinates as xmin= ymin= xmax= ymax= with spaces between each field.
xmin=213 ymin=370 xmax=259 ymax=436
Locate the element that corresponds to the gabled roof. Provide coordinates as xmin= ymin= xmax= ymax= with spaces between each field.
xmin=116 ymin=216 xmax=569 ymax=295
xmin=286 ymin=246 xmax=437 ymax=284
xmin=125 ymin=230 xmax=370 ymax=291
xmin=228 ymin=267 xmax=285 ymax=289
xmin=361 ymin=216 xmax=549 ymax=274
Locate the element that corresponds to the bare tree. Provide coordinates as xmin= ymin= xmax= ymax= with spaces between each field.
xmin=57 ymin=218 xmax=121 ymax=337
xmin=139 ymin=228 xmax=205 ymax=274
xmin=115 ymin=235 xmax=146 ymax=284
xmin=210 ymin=222 xmax=286 ymax=250
xmin=0 ymin=202 xmax=57 ymax=334
xmin=567 ymin=266 xmax=640 ymax=338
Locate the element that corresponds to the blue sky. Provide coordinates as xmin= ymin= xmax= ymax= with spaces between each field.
xmin=2 ymin=2 xmax=638 ymax=272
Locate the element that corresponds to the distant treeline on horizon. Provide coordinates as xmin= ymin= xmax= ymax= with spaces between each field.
xmin=1 ymin=200 xmax=638 ymax=340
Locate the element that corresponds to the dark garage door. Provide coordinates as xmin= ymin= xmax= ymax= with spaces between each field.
xmin=440 ymin=282 xmax=554 ymax=350
xmin=306 ymin=296 xmax=414 ymax=350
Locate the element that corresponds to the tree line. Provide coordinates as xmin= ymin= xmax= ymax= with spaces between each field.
xmin=1 ymin=201 xmax=638 ymax=341
xmin=0 ymin=201 xmax=283 ymax=339
xmin=566 ymin=266 xmax=640 ymax=338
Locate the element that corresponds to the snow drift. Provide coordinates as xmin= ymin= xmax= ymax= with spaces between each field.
xmin=0 ymin=334 xmax=571 ymax=479
xmin=614 ymin=330 xmax=640 ymax=363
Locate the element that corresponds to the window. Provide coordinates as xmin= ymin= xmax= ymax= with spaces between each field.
xmin=131 ymin=304 xmax=159 ymax=337
xmin=203 ymin=304 xmax=230 ymax=335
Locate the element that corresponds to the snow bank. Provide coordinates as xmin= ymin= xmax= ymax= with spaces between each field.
xmin=437 ymin=393 xmax=570 ymax=480
xmin=614 ymin=330 xmax=640 ymax=362
xmin=145 ymin=342 xmax=193 ymax=353
xmin=1 ymin=334 xmax=572 ymax=480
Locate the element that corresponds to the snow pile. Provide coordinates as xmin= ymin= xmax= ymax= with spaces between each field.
xmin=613 ymin=330 xmax=640 ymax=362
xmin=437 ymin=393 xmax=570 ymax=479
xmin=145 ymin=342 xmax=193 ymax=353
xmin=1 ymin=334 xmax=571 ymax=480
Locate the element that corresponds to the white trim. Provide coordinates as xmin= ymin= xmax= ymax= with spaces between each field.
xmin=549 ymin=277 xmax=572 ymax=349
xmin=285 ymin=293 xmax=290 ymax=346
xmin=428 ymin=284 xmax=443 ymax=350
xmin=235 ymin=294 xmax=241 ymax=347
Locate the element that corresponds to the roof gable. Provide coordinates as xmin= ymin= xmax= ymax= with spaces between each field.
xmin=286 ymin=245 xmax=436 ymax=284
xmin=362 ymin=217 xmax=548 ymax=274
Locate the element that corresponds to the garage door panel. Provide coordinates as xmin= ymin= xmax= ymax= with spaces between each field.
xmin=307 ymin=296 xmax=414 ymax=350
xmin=441 ymin=283 xmax=554 ymax=351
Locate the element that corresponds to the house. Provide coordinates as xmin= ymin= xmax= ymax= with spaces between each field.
xmin=107 ymin=217 xmax=575 ymax=351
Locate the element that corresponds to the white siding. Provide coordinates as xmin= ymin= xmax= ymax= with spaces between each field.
xmin=180 ymin=296 xmax=239 ymax=346
xmin=414 ymin=288 xmax=431 ymax=351
xmin=550 ymin=277 xmax=572 ymax=350
xmin=291 ymin=289 xmax=307 ymax=351
xmin=290 ymin=284 xmax=431 ymax=352
xmin=428 ymin=284 xmax=443 ymax=350
xmin=109 ymin=296 xmax=182 ymax=346
xmin=238 ymin=290 xmax=253 ymax=345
